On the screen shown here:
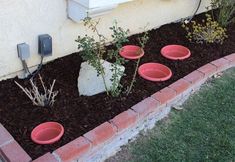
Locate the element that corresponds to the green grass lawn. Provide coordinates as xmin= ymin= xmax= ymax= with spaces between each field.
xmin=107 ymin=68 xmax=235 ymax=162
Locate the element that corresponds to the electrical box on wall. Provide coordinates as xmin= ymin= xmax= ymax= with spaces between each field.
xmin=38 ymin=34 xmax=52 ymax=56
xmin=17 ymin=43 xmax=30 ymax=60
xmin=68 ymin=0 xmax=133 ymax=22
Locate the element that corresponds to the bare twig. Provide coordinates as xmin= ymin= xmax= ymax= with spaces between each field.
xmin=39 ymin=75 xmax=47 ymax=95
xmin=15 ymin=75 xmax=59 ymax=107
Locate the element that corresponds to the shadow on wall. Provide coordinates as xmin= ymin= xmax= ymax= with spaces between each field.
xmin=0 ymin=61 xmax=7 ymax=77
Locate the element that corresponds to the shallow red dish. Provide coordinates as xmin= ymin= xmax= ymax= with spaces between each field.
xmin=161 ymin=45 xmax=191 ymax=60
xmin=119 ymin=45 xmax=144 ymax=60
xmin=138 ymin=63 xmax=172 ymax=81
xmin=31 ymin=122 xmax=64 ymax=145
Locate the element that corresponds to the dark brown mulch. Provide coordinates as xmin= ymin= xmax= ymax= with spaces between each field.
xmin=0 ymin=12 xmax=234 ymax=159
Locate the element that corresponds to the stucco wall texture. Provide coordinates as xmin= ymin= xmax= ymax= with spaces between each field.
xmin=0 ymin=0 xmax=210 ymax=80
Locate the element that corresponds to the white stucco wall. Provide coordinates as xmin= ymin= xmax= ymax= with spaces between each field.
xmin=0 ymin=0 xmax=211 ymax=80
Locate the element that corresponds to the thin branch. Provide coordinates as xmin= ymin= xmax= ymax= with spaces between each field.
xmin=14 ymin=76 xmax=59 ymax=107
xmin=39 ymin=74 xmax=47 ymax=95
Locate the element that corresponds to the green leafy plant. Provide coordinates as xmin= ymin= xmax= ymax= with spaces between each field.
xmin=182 ymin=14 xmax=227 ymax=44
xmin=210 ymin=0 xmax=235 ymax=27
xmin=76 ymin=18 xmax=129 ymax=97
xmin=126 ymin=28 xmax=149 ymax=96
xmin=108 ymin=21 xmax=129 ymax=97
xmin=75 ymin=17 xmax=109 ymax=94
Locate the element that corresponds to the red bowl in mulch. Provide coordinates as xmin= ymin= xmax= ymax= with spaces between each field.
xmin=31 ymin=122 xmax=64 ymax=145
xmin=138 ymin=63 xmax=172 ymax=82
xmin=119 ymin=45 xmax=144 ymax=60
xmin=161 ymin=45 xmax=191 ymax=60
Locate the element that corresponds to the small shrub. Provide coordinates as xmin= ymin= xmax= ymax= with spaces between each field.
xmin=108 ymin=21 xmax=129 ymax=97
xmin=15 ymin=75 xmax=58 ymax=107
xmin=76 ymin=17 xmax=108 ymax=94
xmin=76 ymin=18 xmax=129 ymax=97
xmin=182 ymin=14 xmax=227 ymax=44
xmin=210 ymin=0 xmax=235 ymax=27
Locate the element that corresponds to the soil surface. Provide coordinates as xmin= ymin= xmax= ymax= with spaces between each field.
xmin=0 ymin=12 xmax=234 ymax=159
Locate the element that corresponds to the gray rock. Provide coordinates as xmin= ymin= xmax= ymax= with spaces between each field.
xmin=78 ymin=60 xmax=125 ymax=96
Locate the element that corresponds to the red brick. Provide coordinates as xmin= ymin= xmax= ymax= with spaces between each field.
xmin=197 ymin=63 xmax=217 ymax=77
xmin=0 ymin=141 xmax=31 ymax=162
xmin=224 ymin=53 xmax=235 ymax=65
xmin=131 ymin=97 xmax=159 ymax=119
xmin=183 ymin=70 xmax=204 ymax=84
xmin=211 ymin=58 xmax=230 ymax=71
xmin=0 ymin=124 xmax=13 ymax=146
xmin=54 ymin=137 xmax=90 ymax=162
xmin=168 ymin=79 xmax=191 ymax=95
xmin=84 ymin=122 xmax=117 ymax=146
xmin=151 ymin=87 xmax=176 ymax=105
xmin=110 ymin=109 xmax=138 ymax=132
xmin=33 ymin=152 xmax=58 ymax=162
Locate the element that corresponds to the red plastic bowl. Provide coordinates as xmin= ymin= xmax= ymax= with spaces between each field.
xmin=31 ymin=122 xmax=64 ymax=145
xmin=119 ymin=45 xmax=144 ymax=60
xmin=161 ymin=45 xmax=191 ymax=60
xmin=138 ymin=63 xmax=172 ymax=81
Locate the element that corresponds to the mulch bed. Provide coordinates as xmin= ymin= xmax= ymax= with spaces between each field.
xmin=0 ymin=12 xmax=234 ymax=159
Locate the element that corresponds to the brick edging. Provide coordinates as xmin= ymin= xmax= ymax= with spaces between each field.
xmin=0 ymin=124 xmax=31 ymax=162
xmin=0 ymin=53 xmax=234 ymax=162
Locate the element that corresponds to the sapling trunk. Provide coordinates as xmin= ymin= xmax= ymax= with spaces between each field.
xmin=126 ymin=57 xmax=140 ymax=95
xmin=126 ymin=27 xmax=149 ymax=96
xmin=100 ymin=64 xmax=109 ymax=95
xmin=94 ymin=25 xmax=110 ymax=95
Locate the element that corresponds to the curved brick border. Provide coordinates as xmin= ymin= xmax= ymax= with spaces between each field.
xmin=0 ymin=53 xmax=234 ymax=162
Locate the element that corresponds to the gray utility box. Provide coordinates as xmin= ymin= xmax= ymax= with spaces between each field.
xmin=38 ymin=34 xmax=52 ymax=56
xmin=17 ymin=43 xmax=30 ymax=60
xmin=68 ymin=0 xmax=133 ymax=22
